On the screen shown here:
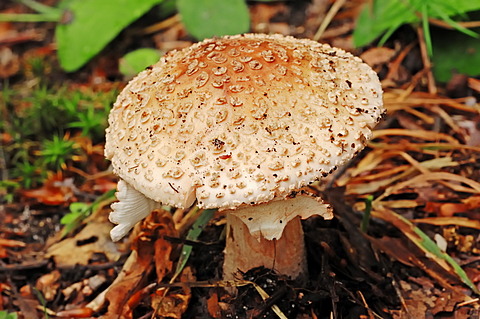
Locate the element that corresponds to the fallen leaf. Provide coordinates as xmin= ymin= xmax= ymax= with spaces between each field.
xmin=424 ymin=202 xmax=470 ymax=217
xmin=36 ymin=270 xmax=61 ymax=301
xmin=16 ymin=285 xmax=40 ymax=319
xmin=46 ymin=221 xmax=121 ymax=267
xmin=372 ymin=207 xmax=479 ymax=294
xmin=207 ymin=291 xmax=222 ymax=318
xmin=392 ymin=280 xmax=472 ymax=319
xmin=151 ymin=266 xmax=195 ymax=319
xmin=22 ymin=174 xmax=76 ymax=205
xmin=104 ymin=209 xmax=177 ymax=318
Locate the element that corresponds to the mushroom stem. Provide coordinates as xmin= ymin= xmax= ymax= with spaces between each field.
xmin=224 ymin=213 xmax=306 ymax=280
xmin=222 ymin=194 xmax=333 ymax=280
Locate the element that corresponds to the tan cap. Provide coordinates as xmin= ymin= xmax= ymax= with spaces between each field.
xmin=105 ymin=33 xmax=384 ymax=211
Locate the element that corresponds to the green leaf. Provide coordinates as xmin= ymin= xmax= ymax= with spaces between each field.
xmin=432 ymin=28 xmax=480 ymax=82
xmin=173 ymin=209 xmax=215 ymax=281
xmin=354 ymin=0 xmax=416 ymax=47
xmin=353 ymin=0 xmax=480 ymax=48
xmin=412 ymin=226 xmax=480 ymax=294
xmin=421 ymin=3 xmax=433 ymax=56
xmin=383 ymin=208 xmax=480 ymax=294
xmin=0 ymin=311 xmax=18 ymax=319
xmin=61 ymin=202 xmax=89 ymax=225
xmin=177 ymin=0 xmax=250 ymax=40
xmin=60 ymin=189 xmax=116 ymax=237
xmin=56 ymin=0 xmax=164 ymax=72
xmin=119 ymin=48 xmax=162 ymax=77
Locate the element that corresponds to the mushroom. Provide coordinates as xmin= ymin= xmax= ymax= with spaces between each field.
xmin=105 ymin=33 xmax=384 ymax=280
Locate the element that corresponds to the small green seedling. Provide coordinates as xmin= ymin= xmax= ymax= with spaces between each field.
xmin=11 ymin=161 xmax=45 ymax=189
xmin=39 ymin=134 xmax=78 ymax=171
xmin=360 ymin=195 xmax=374 ymax=233
xmin=0 ymin=180 xmax=21 ymax=204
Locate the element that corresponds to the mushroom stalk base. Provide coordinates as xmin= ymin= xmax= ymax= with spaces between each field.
xmin=224 ymin=214 xmax=306 ymax=280
xmin=222 ymin=195 xmax=333 ymax=281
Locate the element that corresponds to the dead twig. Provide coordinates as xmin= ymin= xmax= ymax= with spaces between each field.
xmin=314 ymin=0 xmax=347 ymax=41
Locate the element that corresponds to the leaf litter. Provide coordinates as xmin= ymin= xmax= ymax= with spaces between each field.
xmin=1 ymin=0 xmax=480 ymax=318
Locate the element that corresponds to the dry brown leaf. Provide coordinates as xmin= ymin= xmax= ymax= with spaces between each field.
xmin=250 ymin=2 xmax=288 ymax=34
xmin=17 ymin=285 xmax=41 ymax=319
xmin=371 ymin=207 xmax=474 ymax=293
xmin=424 ymin=202 xmax=470 ymax=217
xmin=392 ymin=280 xmax=473 ymax=319
xmin=207 ymin=291 xmax=223 ymax=318
xmin=104 ymin=209 xmax=177 ymax=318
xmin=369 ymin=236 xmax=415 ymax=267
xmin=151 ymin=266 xmax=195 ymax=318
xmin=35 ymin=270 xmax=61 ymax=301
xmin=46 ymin=221 xmax=121 ymax=267
xmin=102 ymin=250 xmax=148 ymax=319
xmin=464 ymin=195 xmax=480 ymax=209
xmin=22 ymin=174 xmax=75 ymax=205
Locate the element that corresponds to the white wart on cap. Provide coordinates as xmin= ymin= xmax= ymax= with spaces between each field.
xmin=105 ymin=33 xmax=384 ymax=239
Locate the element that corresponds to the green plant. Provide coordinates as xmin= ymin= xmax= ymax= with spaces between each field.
xmin=67 ymin=92 xmax=115 ymax=142
xmin=354 ymin=0 xmax=480 ymax=82
xmin=0 ymin=311 xmax=18 ymax=319
xmin=39 ymin=134 xmax=79 ymax=171
xmin=11 ymin=161 xmax=45 ymax=189
xmin=431 ymin=26 xmax=480 ymax=82
xmin=354 ymin=0 xmax=480 ymax=55
xmin=0 ymin=180 xmax=21 ymax=203
xmin=25 ymin=86 xmax=73 ymax=136
xmin=60 ymin=189 xmax=116 ymax=237
xmin=2 ymin=80 xmax=117 ymax=189
xmin=177 ymin=0 xmax=250 ymax=40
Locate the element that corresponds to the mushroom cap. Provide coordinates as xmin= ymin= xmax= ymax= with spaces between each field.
xmin=105 ymin=33 xmax=384 ymax=210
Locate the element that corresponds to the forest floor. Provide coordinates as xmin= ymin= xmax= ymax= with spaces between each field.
xmin=1 ymin=0 xmax=480 ymax=318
